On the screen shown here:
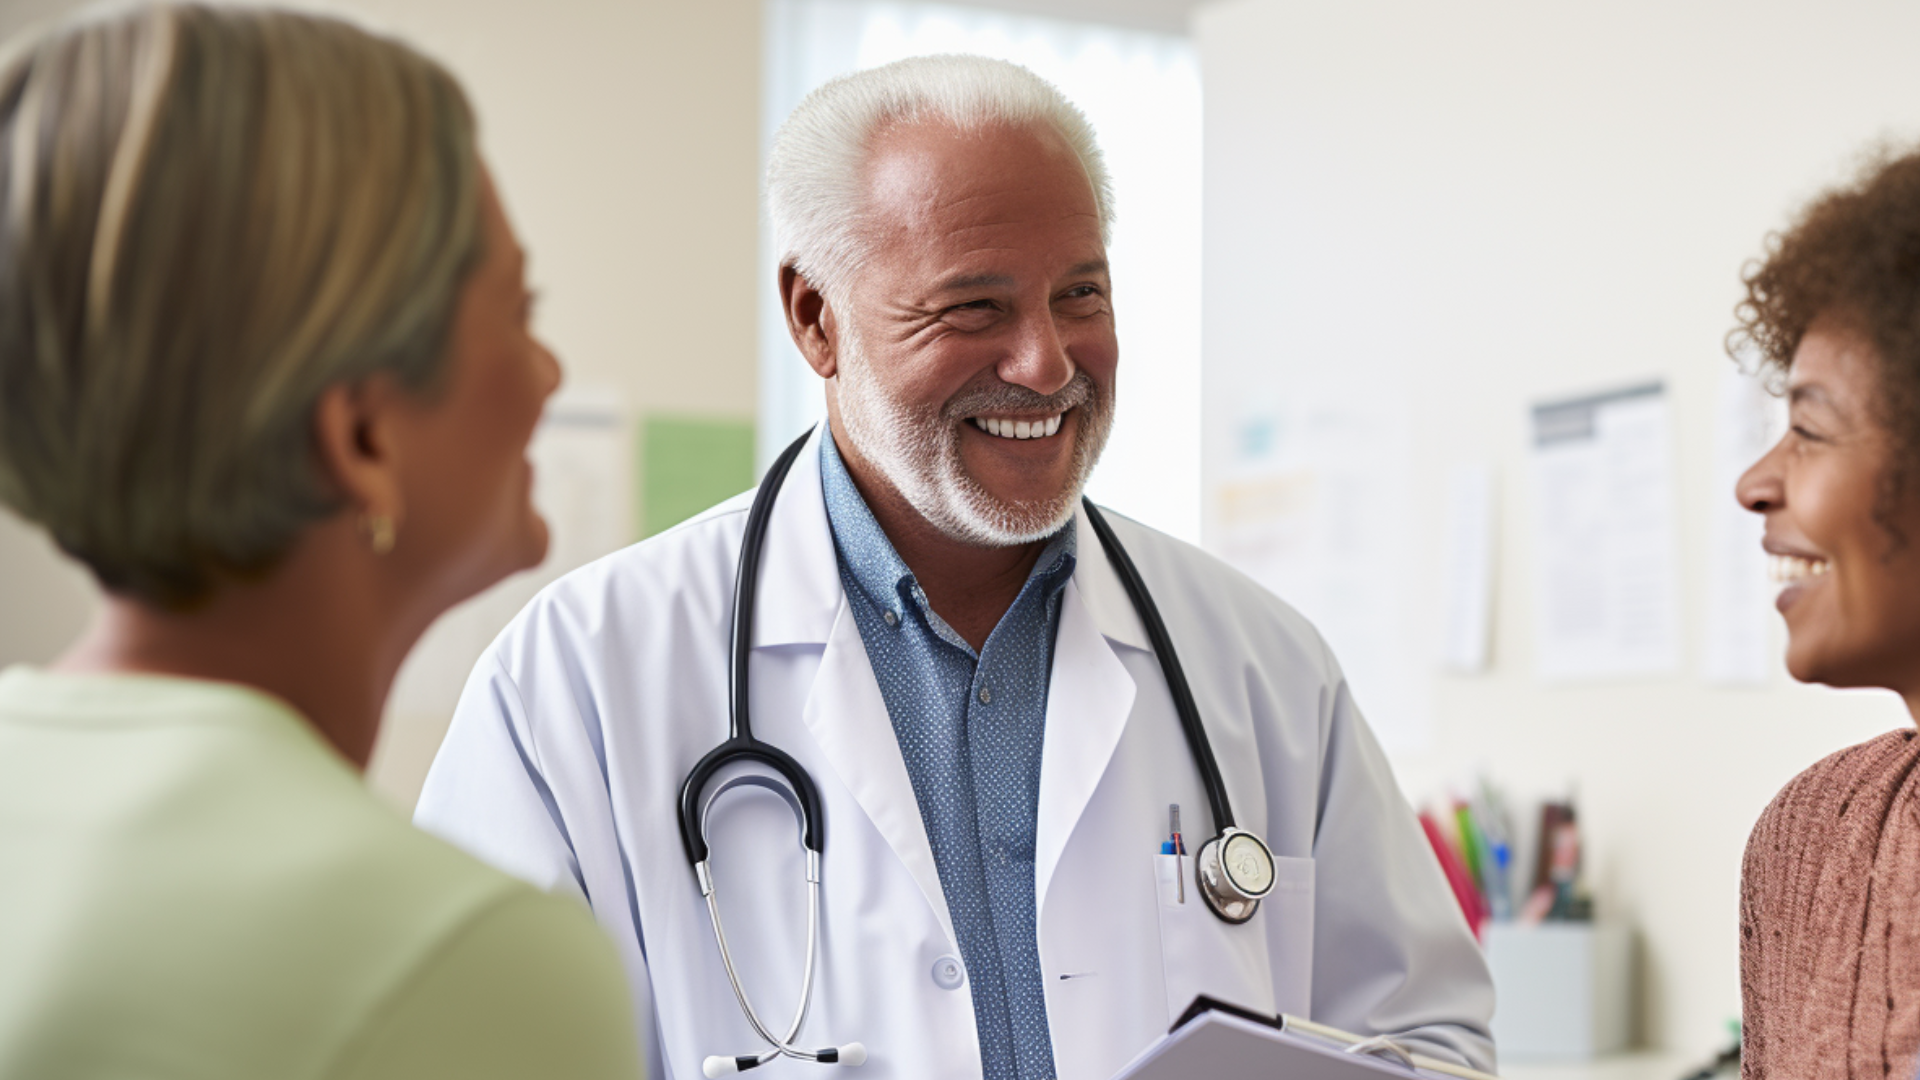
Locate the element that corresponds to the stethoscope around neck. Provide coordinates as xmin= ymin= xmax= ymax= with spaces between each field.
xmin=677 ymin=429 xmax=1277 ymax=1077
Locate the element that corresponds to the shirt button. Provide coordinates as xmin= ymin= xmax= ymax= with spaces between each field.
xmin=978 ymin=685 xmax=992 ymax=705
xmin=883 ymin=610 xmax=898 ymax=627
xmin=932 ymin=955 xmax=966 ymax=990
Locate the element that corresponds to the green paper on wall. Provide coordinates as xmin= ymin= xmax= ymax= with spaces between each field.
xmin=641 ymin=416 xmax=756 ymax=537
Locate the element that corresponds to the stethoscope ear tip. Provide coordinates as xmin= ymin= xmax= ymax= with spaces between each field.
xmin=703 ymin=1056 xmax=744 ymax=1077
xmin=835 ymin=1042 xmax=868 ymax=1066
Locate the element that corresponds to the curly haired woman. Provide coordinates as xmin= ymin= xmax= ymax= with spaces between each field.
xmin=1734 ymin=148 xmax=1920 ymax=1079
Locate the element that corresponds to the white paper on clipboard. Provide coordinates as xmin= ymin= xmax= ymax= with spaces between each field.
xmin=1110 ymin=1009 xmax=1479 ymax=1080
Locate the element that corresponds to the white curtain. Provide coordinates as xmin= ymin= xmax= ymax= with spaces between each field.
xmin=758 ymin=0 xmax=1202 ymax=543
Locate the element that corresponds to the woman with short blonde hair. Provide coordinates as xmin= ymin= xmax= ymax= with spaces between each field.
xmin=0 ymin=6 xmax=639 ymax=1077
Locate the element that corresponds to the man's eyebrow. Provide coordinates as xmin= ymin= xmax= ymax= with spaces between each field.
xmin=933 ymin=272 xmax=1016 ymax=292
xmin=1066 ymin=259 xmax=1109 ymax=277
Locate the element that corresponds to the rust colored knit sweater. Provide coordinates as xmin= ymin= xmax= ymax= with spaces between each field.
xmin=1740 ymin=729 xmax=1920 ymax=1080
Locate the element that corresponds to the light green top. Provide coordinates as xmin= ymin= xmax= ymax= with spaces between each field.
xmin=0 ymin=667 xmax=642 ymax=1080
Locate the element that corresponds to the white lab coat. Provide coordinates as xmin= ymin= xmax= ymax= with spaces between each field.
xmin=414 ymin=429 xmax=1495 ymax=1080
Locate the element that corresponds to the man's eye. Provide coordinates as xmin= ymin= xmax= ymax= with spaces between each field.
xmin=943 ymin=301 xmax=999 ymax=329
xmin=1057 ymin=286 xmax=1105 ymax=312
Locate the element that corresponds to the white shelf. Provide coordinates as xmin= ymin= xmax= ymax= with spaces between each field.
xmin=1499 ymin=1051 xmax=1697 ymax=1080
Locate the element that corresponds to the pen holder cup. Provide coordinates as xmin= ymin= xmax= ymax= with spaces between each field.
xmin=1484 ymin=922 xmax=1632 ymax=1060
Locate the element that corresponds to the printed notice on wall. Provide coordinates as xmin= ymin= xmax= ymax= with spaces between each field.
xmin=1438 ymin=462 xmax=1497 ymax=674
xmin=1529 ymin=383 xmax=1680 ymax=682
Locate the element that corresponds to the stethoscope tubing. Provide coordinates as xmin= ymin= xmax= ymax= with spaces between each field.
xmin=1078 ymin=498 xmax=1237 ymax=837
xmin=678 ymin=431 xmax=825 ymax=868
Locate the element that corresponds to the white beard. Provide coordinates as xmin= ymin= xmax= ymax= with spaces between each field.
xmin=832 ymin=323 xmax=1114 ymax=547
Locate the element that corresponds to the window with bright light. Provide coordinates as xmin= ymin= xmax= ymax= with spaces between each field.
xmin=758 ymin=0 xmax=1202 ymax=543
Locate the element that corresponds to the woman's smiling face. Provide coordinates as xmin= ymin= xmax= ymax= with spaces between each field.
xmin=1737 ymin=322 xmax=1920 ymax=692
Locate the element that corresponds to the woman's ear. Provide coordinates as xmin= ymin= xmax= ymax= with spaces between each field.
xmin=780 ymin=265 xmax=841 ymax=379
xmin=311 ymin=377 xmax=407 ymax=532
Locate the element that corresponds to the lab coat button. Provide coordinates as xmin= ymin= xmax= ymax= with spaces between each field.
xmin=931 ymin=955 xmax=965 ymax=990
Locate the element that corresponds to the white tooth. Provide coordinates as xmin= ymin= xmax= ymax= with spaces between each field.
xmin=984 ymin=418 xmax=1000 ymax=437
xmin=1769 ymin=554 xmax=1831 ymax=585
xmin=1014 ymin=421 xmax=1030 ymax=439
xmin=1000 ymin=420 xmax=1016 ymax=439
xmin=1046 ymin=415 xmax=1061 ymax=436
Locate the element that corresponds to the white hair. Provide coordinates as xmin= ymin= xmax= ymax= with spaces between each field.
xmin=766 ymin=54 xmax=1113 ymax=302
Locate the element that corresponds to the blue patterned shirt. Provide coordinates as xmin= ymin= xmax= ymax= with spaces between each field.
xmin=819 ymin=434 xmax=1073 ymax=1080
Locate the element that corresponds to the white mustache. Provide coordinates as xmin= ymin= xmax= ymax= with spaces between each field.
xmin=944 ymin=372 xmax=1094 ymax=421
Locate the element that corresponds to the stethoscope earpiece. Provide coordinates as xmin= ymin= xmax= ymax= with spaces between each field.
xmin=703 ymin=1044 xmax=867 ymax=1077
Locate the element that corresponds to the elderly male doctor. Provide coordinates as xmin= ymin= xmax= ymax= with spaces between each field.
xmin=416 ymin=55 xmax=1494 ymax=1080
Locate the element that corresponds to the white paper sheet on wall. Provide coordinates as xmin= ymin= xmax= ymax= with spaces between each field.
xmin=1702 ymin=368 xmax=1781 ymax=685
xmin=1529 ymin=383 xmax=1680 ymax=682
xmin=1211 ymin=390 xmax=1433 ymax=750
xmin=1438 ymin=462 xmax=1497 ymax=674
xmin=387 ymin=387 xmax=634 ymax=719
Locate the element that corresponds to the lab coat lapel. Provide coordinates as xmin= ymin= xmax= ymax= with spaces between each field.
xmin=1035 ymin=506 xmax=1150 ymax=918
xmin=765 ymin=429 xmax=956 ymax=945
xmin=799 ymin=605 xmax=958 ymax=947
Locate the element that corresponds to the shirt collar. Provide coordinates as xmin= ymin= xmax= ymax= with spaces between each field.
xmin=818 ymin=432 xmax=1077 ymax=618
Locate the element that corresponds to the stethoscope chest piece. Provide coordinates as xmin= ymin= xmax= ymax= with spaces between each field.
xmin=1195 ymin=827 xmax=1276 ymax=924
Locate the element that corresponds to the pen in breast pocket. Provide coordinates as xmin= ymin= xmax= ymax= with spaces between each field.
xmin=1171 ymin=804 xmax=1186 ymax=903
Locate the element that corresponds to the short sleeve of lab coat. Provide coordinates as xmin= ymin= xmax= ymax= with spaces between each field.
xmin=415 ymin=652 xmax=588 ymax=900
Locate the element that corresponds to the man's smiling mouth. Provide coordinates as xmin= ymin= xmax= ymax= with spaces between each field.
xmin=969 ymin=413 xmax=1063 ymax=440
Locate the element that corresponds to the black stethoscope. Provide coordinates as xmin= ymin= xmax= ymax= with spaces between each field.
xmin=678 ymin=429 xmax=1277 ymax=1077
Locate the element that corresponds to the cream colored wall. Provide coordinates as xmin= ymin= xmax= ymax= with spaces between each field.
xmin=1197 ymin=0 xmax=1920 ymax=1057
xmin=0 ymin=0 xmax=763 ymax=805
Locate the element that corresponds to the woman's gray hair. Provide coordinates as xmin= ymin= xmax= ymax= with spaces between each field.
xmin=766 ymin=54 xmax=1113 ymax=305
xmin=0 ymin=3 xmax=481 ymax=608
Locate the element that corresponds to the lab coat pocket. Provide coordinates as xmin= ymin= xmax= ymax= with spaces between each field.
xmin=1151 ymin=853 xmax=1277 ymax=1025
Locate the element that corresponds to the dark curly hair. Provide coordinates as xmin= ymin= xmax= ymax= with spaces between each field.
xmin=1731 ymin=145 xmax=1920 ymax=540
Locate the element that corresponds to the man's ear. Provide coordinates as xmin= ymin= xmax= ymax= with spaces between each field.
xmin=312 ymin=376 xmax=406 ymax=531
xmin=780 ymin=265 xmax=840 ymax=380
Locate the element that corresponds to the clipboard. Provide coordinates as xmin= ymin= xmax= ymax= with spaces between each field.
xmin=1108 ymin=997 xmax=1500 ymax=1080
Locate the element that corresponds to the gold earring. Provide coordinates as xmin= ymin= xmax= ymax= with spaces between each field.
xmin=362 ymin=512 xmax=396 ymax=555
